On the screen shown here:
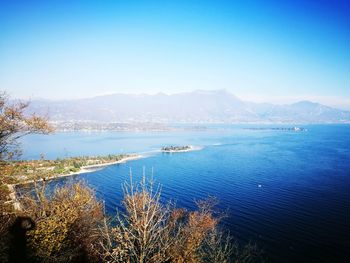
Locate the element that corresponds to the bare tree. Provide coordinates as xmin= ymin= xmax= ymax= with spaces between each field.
xmin=100 ymin=175 xmax=176 ymax=263
xmin=99 ymin=175 xmax=231 ymax=263
xmin=199 ymin=229 xmax=234 ymax=263
xmin=0 ymin=91 xmax=53 ymax=161
xmin=5 ymin=175 xmax=262 ymax=263
xmin=0 ymin=91 xmax=53 ymax=263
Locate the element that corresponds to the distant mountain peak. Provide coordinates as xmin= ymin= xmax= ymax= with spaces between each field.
xmin=27 ymin=91 xmax=350 ymax=123
xmin=193 ymin=89 xmax=229 ymax=95
xmin=291 ymin=100 xmax=319 ymax=106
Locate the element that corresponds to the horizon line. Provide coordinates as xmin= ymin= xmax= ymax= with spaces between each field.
xmin=7 ymin=89 xmax=350 ymax=111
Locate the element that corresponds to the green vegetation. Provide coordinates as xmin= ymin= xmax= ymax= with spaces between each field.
xmin=0 ymin=154 xmax=131 ymax=184
xmin=161 ymin=145 xmax=192 ymax=152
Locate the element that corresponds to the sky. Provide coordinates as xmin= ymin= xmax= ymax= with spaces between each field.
xmin=0 ymin=0 xmax=350 ymax=109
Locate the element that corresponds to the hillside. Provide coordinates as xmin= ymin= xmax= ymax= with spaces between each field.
xmin=26 ymin=90 xmax=350 ymax=123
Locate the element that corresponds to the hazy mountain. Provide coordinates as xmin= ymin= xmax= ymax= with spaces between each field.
xmin=249 ymin=100 xmax=350 ymax=123
xmin=27 ymin=90 xmax=350 ymax=123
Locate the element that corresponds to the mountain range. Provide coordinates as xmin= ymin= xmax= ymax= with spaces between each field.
xmin=27 ymin=90 xmax=350 ymax=123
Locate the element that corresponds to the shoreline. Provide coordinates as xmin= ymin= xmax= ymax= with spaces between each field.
xmin=6 ymin=154 xmax=143 ymax=211
xmin=14 ymin=154 xmax=144 ymax=187
xmin=6 ymin=146 xmax=203 ymax=210
xmin=57 ymin=154 xmax=144 ymax=179
xmin=161 ymin=145 xmax=202 ymax=153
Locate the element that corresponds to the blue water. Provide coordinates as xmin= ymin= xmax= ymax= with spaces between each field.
xmin=20 ymin=125 xmax=350 ymax=262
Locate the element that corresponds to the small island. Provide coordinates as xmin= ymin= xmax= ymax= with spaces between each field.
xmin=161 ymin=145 xmax=193 ymax=152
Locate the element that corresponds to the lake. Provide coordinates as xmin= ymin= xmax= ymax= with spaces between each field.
xmin=20 ymin=124 xmax=350 ymax=263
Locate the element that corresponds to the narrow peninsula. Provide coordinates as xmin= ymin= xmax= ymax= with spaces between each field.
xmin=1 ymin=154 xmax=142 ymax=186
xmin=2 ymin=154 xmax=142 ymax=211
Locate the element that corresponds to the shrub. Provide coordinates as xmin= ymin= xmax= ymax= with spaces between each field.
xmin=5 ymin=177 xmax=263 ymax=263
xmin=20 ymin=182 xmax=103 ymax=263
xmin=99 ymin=176 xmax=232 ymax=263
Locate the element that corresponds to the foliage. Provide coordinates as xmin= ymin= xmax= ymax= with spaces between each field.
xmin=0 ymin=91 xmax=53 ymax=262
xmin=0 ymin=213 xmax=14 ymax=263
xmin=0 ymin=91 xmax=53 ymax=161
xmin=99 ymin=176 xmax=234 ymax=263
xmin=21 ymin=182 xmax=104 ymax=263
xmin=1 ymin=177 xmax=263 ymax=263
xmin=1 ymin=154 xmax=131 ymax=183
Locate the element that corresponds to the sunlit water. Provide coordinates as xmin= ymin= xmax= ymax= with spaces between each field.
xmin=19 ymin=125 xmax=350 ymax=263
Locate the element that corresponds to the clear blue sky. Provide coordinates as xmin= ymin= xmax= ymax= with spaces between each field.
xmin=0 ymin=0 xmax=349 ymax=108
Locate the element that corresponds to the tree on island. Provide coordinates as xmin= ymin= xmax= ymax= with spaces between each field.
xmin=161 ymin=145 xmax=191 ymax=151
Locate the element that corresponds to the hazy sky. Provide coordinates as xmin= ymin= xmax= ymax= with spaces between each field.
xmin=1 ymin=0 xmax=350 ymax=109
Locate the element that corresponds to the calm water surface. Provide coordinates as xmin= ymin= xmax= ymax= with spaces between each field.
xmin=20 ymin=125 xmax=350 ymax=263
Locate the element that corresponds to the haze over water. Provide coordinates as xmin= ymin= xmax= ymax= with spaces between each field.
xmin=3 ymin=1 xmax=350 ymax=262
xmin=21 ymin=125 xmax=350 ymax=263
